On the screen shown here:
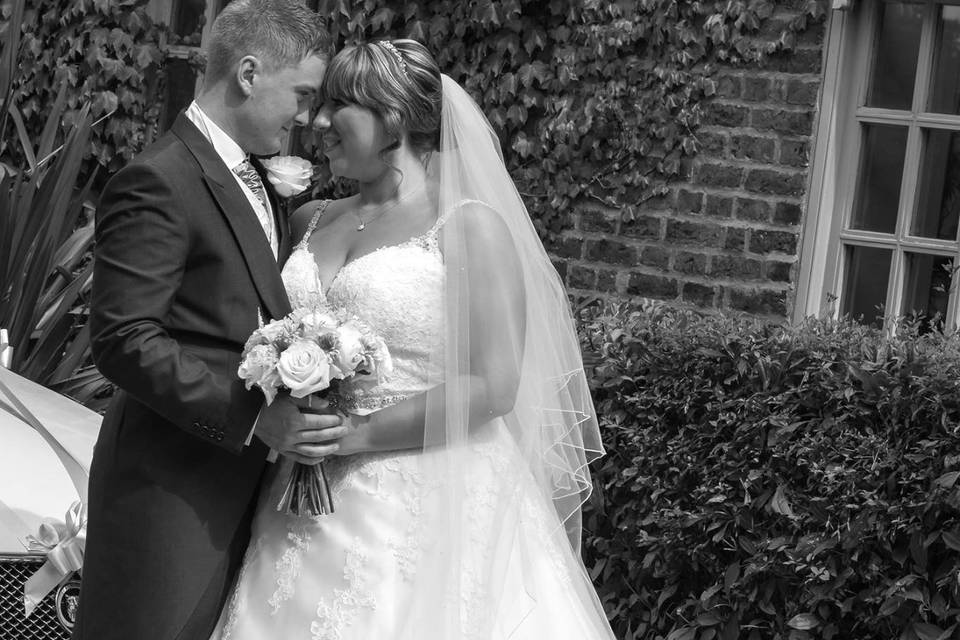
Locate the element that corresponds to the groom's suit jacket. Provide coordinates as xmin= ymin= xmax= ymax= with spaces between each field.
xmin=74 ymin=114 xmax=294 ymax=640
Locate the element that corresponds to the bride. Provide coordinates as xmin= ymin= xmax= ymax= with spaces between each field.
xmin=211 ymin=39 xmax=615 ymax=639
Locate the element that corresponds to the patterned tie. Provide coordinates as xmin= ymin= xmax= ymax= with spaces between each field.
xmin=233 ymin=159 xmax=268 ymax=210
xmin=233 ymin=158 xmax=276 ymax=254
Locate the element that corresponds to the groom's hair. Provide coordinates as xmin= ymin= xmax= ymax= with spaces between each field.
xmin=204 ymin=0 xmax=331 ymax=82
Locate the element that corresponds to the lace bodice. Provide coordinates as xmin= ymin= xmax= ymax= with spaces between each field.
xmin=281 ymin=201 xmax=445 ymax=414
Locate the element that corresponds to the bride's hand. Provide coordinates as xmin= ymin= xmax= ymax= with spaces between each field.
xmin=255 ymin=392 xmax=347 ymax=464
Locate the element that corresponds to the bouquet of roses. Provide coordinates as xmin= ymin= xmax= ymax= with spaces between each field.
xmin=238 ymin=305 xmax=391 ymax=516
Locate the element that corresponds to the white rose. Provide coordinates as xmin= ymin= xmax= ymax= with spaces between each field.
xmin=277 ymin=340 xmax=332 ymax=397
xmin=332 ymin=323 xmax=366 ymax=375
xmin=257 ymin=318 xmax=288 ymax=344
xmin=299 ymin=309 xmax=339 ymax=340
xmin=238 ymin=344 xmax=282 ymax=404
xmin=361 ymin=335 xmax=393 ymax=381
xmin=262 ymin=155 xmax=313 ymax=198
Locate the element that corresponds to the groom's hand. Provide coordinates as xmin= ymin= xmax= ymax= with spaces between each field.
xmin=254 ymin=392 xmax=346 ymax=465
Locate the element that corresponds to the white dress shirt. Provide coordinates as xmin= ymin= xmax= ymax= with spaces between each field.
xmin=184 ymin=101 xmax=278 ymax=259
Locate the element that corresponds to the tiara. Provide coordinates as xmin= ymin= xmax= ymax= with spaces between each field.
xmin=378 ymin=40 xmax=410 ymax=80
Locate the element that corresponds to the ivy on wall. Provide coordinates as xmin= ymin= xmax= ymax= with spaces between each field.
xmin=7 ymin=0 xmax=167 ymax=172
xmin=2 ymin=0 xmax=827 ymax=223
xmin=312 ymin=0 xmax=827 ymax=239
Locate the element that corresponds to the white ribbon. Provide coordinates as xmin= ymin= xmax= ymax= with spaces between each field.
xmin=0 ymin=328 xmax=11 ymax=368
xmin=0 ymin=375 xmax=88 ymax=501
xmin=23 ymin=501 xmax=86 ymax=617
xmin=0 ymin=374 xmax=90 ymax=617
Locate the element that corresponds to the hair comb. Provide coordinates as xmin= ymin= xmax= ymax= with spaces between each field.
xmin=378 ymin=40 xmax=410 ymax=80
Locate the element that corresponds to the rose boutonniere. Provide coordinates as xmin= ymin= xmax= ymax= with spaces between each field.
xmin=262 ymin=155 xmax=313 ymax=198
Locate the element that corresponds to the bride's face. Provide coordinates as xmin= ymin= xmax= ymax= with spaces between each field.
xmin=313 ymin=100 xmax=394 ymax=181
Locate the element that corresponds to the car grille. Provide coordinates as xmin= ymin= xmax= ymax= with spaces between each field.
xmin=0 ymin=555 xmax=70 ymax=640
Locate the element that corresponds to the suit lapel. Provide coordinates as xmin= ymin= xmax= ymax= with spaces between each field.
xmin=252 ymin=157 xmax=292 ymax=266
xmin=171 ymin=115 xmax=292 ymax=320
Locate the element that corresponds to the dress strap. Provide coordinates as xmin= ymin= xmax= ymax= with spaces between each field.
xmin=427 ymin=198 xmax=487 ymax=238
xmin=295 ymin=200 xmax=330 ymax=250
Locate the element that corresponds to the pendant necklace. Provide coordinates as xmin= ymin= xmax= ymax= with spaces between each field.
xmin=353 ymin=185 xmax=425 ymax=232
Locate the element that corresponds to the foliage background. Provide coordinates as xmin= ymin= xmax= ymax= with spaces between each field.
xmin=581 ymin=304 xmax=960 ymax=640
xmin=306 ymin=0 xmax=827 ymax=241
xmin=2 ymin=0 xmax=167 ymax=174
xmin=0 ymin=0 xmax=170 ymax=407
xmin=1 ymin=0 xmax=830 ymax=233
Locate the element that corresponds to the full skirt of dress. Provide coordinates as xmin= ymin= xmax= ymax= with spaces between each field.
xmin=210 ymin=418 xmax=615 ymax=640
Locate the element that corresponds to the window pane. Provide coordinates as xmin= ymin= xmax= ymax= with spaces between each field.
xmin=929 ymin=6 xmax=960 ymax=113
xmin=172 ymin=0 xmax=206 ymax=41
xmin=865 ymin=2 xmax=924 ymax=110
xmin=851 ymin=124 xmax=908 ymax=233
xmin=914 ymin=128 xmax=960 ymax=240
xmin=161 ymin=57 xmax=199 ymax=132
xmin=841 ymin=245 xmax=892 ymax=326
xmin=902 ymin=252 xmax=952 ymax=321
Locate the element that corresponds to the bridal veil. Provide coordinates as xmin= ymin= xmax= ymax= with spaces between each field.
xmin=403 ymin=72 xmax=610 ymax=637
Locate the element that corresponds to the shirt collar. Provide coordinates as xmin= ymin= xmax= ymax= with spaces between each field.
xmin=184 ymin=100 xmax=247 ymax=171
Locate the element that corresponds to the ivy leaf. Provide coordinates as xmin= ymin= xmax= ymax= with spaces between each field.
xmin=512 ymin=134 xmax=535 ymax=158
xmin=770 ymin=484 xmax=796 ymax=518
xmin=517 ymin=60 xmax=549 ymax=87
xmin=935 ymin=470 xmax=960 ymax=488
xmin=666 ymin=627 xmax=697 ymax=640
xmin=134 ymin=44 xmax=157 ymax=69
xmin=787 ymin=614 xmax=819 ymax=630
xmin=879 ymin=595 xmax=904 ymax=616
xmin=696 ymin=612 xmax=722 ymax=626
xmin=724 ymin=561 xmax=740 ymax=590
xmin=912 ymin=622 xmax=946 ymax=640
xmin=369 ymin=7 xmax=395 ymax=31
xmin=92 ymin=90 xmax=117 ymax=117
xmin=478 ymin=0 xmax=501 ymax=26
xmin=942 ymin=530 xmax=960 ymax=551
xmin=408 ymin=20 xmax=426 ymax=42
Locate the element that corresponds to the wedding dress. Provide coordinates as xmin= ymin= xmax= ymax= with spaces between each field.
xmin=209 ymin=204 xmax=616 ymax=639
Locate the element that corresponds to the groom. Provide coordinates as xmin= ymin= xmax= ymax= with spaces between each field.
xmin=74 ymin=1 xmax=341 ymax=638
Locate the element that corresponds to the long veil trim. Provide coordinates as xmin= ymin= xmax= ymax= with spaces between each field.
xmin=400 ymin=74 xmax=609 ymax=637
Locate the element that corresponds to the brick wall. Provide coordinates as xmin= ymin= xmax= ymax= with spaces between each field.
xmin=550 ymin=13 xmax=827 ymax=319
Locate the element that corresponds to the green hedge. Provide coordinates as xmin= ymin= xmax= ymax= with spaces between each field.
xmin=580 ymin=303 xmax=960 ymax=640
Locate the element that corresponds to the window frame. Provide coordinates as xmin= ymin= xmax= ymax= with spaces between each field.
xmin=797 ymin=0 xmax=960 ymax=328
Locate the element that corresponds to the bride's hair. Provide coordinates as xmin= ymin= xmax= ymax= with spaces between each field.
xmin=319 ymin=39 xmax=442 ymax=155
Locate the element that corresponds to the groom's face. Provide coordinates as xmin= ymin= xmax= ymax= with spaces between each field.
xmin=237 ymin=53 xmax=327 ymax=156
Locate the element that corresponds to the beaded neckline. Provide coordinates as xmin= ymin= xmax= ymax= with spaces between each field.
xmin=291 ymin=199 xmax=446 ymax=294
xmin=294 ymin=199 xmax=447 ymax=257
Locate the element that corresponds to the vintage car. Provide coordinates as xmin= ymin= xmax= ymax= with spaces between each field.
xmin=0 ymin=366 xmax=100 ymax=639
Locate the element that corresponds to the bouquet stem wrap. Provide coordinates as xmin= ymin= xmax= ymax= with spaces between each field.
xmin=276 ymin=461 xmax=334 ymax=516
xmin=274 ymin=395 xmax=336 ymax=516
